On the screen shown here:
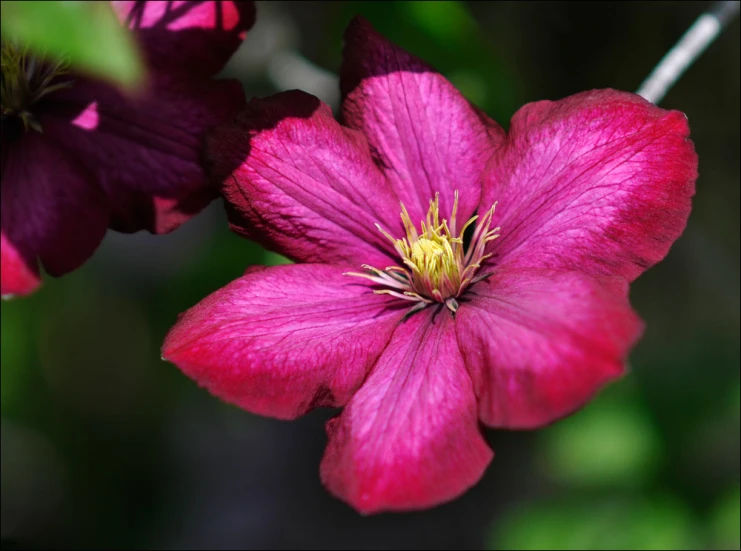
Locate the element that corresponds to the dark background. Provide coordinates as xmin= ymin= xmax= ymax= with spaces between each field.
xmin=2 ymin=1 xmax=739 ymax=549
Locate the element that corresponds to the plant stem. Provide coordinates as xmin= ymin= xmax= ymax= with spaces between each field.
xmin=637 ymin=1 xmax=740 ymax=105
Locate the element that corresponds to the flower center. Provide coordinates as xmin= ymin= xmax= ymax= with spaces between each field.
xmin=1 ymin=41 xmax=71 ymax=132
xmin=347 ymin=191 xmax=500 ymax=314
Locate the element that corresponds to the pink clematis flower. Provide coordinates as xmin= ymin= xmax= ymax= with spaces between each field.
xmin=1 ymin=1 xmax=256 ymax=298
xmin=162 ymin=18 xmax=698 ymax=513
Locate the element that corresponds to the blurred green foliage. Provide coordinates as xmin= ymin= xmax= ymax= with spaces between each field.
xmin=491 ymin=376 xmax=739 ymax=549
xmin=325 ymin=1 xmax=520 ymax=123
xmin=495 ymin=495 xmax=701 ymax=550
xmin=0 ymin=296 xmax=33 ymax=413
xmin=540 ymin=385 xmax=662 ymax=488
xmin=710 ymin=484 xmax=741 ymax=550
xmin=1 ymin=1 xmax=144 ymax=89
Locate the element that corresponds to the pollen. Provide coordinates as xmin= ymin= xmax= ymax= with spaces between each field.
xmin=346 ymin=191 xmax=500 ymax=314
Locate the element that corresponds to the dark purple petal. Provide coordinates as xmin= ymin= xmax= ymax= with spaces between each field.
xmin=113 ymin=0 xmax=256 ymax=77
xmin=48 ymin=75 xmax=244 ymax=234
xmin=1 ymin=128 xmax=110 ymax=284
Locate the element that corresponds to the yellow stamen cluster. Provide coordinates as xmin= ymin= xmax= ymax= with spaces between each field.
xmin=1 ymin=41 xmax=71 ymax=132
xmin=347 ymin=191 xmax=500 ymax=314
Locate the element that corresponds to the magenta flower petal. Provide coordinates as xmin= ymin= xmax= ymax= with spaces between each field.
xmin=482 ymin=90 xmax=697 ymax=281
xmin=162 ymin=264 xmax=406 ymax=419
xmin=340 ymin=17 xmax=504 ymax=223
xmin=113 ymin=0 xmax=256 ymax=77
xmin=207 ymin=90 xmax=407 ymax=267
xmin=1 ymin=129 xmax=109 ymax=281
xmin=456 ymin=269 xmax=644 ymax=429
xmin=321 ymin=309 xmax=493 ymax=514
xmin=170 ymin=19 xmax=699 ymax=513
xmin=1 ymin=232 xmax=40 ymax=299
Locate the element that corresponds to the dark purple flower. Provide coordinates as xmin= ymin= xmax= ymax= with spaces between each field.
xmin=1 ymin=1 xmax=256 ymax=298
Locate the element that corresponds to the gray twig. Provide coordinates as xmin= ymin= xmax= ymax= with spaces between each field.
xmin=637 ymin=1 xmax=740 ymax=105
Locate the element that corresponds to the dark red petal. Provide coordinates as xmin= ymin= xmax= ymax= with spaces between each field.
xmin=207 ymin=90 xmax=405 ymax=267
xmin=456 ymin=269 xmax=643 ymax=429
xmin=321 ymin=307 xmax=493 ymax=514
xmin=482 ymin=89 xmax=697 ymax=281
xmin=341 ymin=17 xmax=504 ymax=224
xmin=1 ymin=232 xmax=41 ymax=298
xmin=162 ymin=264 xmax=406 ymax=420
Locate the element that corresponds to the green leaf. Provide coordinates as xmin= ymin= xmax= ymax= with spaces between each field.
xmin=1 ymin=0 xmax=144 ymax=89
